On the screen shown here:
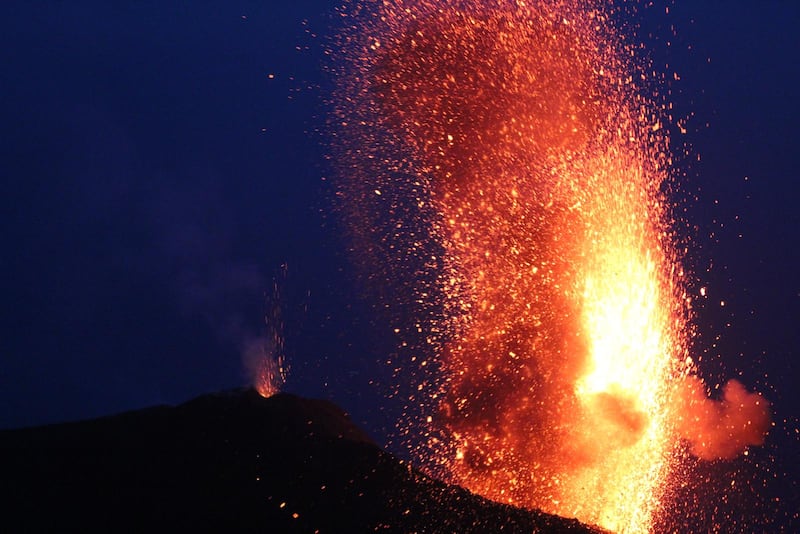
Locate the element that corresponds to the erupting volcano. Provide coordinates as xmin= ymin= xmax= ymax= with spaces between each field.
xmin=332 ymin=1 xmax=771 ymax=532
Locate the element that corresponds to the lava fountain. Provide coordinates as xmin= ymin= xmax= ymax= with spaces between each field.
xmin=331 ymin=1 xmax=770 ymax=532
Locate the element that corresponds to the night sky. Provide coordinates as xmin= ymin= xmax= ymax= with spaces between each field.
xmin=1 ymin=0 xmax=797 ymax=519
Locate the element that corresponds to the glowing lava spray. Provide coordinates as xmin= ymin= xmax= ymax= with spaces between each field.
xmin=332 ymin=1 xmax=770 ymax=532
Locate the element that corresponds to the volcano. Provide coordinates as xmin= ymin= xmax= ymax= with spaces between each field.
xmin=0 ymin=388 xmax=603 ymax=532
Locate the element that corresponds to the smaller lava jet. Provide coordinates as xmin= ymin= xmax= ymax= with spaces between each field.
xmin=244 ymin=266 xmax=288 ymax=398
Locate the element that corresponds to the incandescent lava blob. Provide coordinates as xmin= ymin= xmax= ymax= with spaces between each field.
xmin=331 ymin=1 xmax=770 ymax=532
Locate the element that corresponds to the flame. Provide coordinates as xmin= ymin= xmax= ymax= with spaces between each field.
xmin=332 ymin=1 xmax=769 ymax=532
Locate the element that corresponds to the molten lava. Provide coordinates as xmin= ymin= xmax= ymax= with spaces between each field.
xmin=332 ymin=1 xmax=770 ymax=532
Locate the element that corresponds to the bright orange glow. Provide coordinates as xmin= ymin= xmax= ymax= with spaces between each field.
xmin=244 ymin=332 xmax=286 ymax=398
xmin=333 ymin=1 xmax=770 ymax=532
xmin=252 ymin=348 xmax=286 ymax=399
xmin=429 ymin=133 xmax=683 ymax=532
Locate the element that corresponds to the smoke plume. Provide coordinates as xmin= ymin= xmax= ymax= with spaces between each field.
xmin=674 ymin=376 xmax=771 ymax=460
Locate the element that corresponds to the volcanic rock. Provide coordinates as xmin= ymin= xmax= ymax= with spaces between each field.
xmin=0 ymin=388 xmax=603 ymax=532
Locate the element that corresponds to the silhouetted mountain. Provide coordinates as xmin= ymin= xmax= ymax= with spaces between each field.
xmin=0 ymin=389 xmax=603 ymax=532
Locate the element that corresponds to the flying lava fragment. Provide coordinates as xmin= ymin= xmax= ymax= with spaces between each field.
xmin=331 ymin=1 xmax=771 ymax=532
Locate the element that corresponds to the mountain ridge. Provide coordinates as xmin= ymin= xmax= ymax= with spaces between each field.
xmin=0 ymin=388 xmax=604 ymax=533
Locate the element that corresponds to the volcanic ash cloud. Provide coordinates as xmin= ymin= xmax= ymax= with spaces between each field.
xmin=674 ymin=376 xmax=771 ymax=461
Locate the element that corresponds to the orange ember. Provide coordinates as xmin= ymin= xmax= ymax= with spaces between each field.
xmin=333 ymin=1 xmax=770 ymax=532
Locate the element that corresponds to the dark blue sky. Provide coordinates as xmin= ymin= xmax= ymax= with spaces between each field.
xmin=1 ymin=1 xmax=798 ymax=513
xmin=0 ymin=1 xmax=368 ymax=427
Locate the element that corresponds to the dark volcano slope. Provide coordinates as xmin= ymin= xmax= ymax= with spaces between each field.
xmin=0 ymin=389 xmax=602 ymax=533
